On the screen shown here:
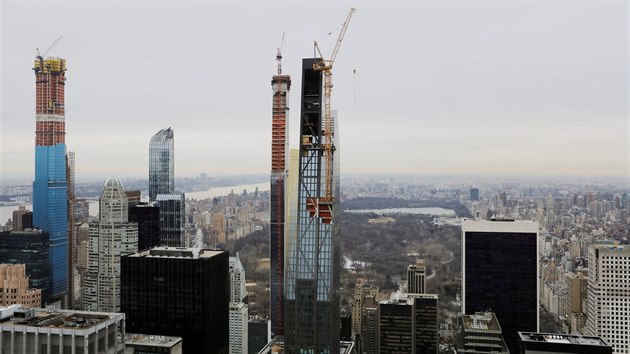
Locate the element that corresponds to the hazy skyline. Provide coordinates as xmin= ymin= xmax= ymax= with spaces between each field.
xmin=1 ymin=1 xmax=628 ymax=183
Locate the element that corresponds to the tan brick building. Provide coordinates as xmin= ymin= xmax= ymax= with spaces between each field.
xmin=0 ymin=264 xmax=41 ymax=307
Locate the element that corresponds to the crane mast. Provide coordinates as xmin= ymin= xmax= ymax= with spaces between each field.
xmin=313 ymin=8 xmax=355 ymax=203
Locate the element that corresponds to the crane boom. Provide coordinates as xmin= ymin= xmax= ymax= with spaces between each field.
xmin=311 ymin=8 xmax=355 ymax=211
xmin=39 ymin=36 xmax=63 ymax=59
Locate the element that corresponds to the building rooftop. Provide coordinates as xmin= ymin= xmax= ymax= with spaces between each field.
xmin=256 ymin=337 xmax=355 ymax=354
xmin=0 ymin=306 xmax=122 ymax=330
xmin=128 ymin=247 xmax=224 ymax=259
xmin=461 ymin=312 xmax=501 ymax=332
xmin=518 ymin=332 xmax=611 ymax=347
xmin=125 ymin=333 xmax=182 ymax=348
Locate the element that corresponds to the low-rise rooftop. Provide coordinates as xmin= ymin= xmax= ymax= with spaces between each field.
xmin=519 ymin=332 xmax=611 ymax=347
xmin=125 ymin=333 xmax=182 ymax=348
xmin=0 ymin=306 xmax=122 ymax=330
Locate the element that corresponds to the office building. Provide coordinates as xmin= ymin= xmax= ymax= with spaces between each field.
xmin=125 ymin=334 xmax=183 ymax=354
xmin=248 ymin=319 xmax=270 ymax=354
xmin=407 ymin=259 xmax=427 ymax=294
xmin=584 ymin=244 xmax=630 ymax=353
xmin=456 ymin=312 xmax=509 ymax=353
xmin=129 ymin=202 xmax=161 ymax=250
xmin=270 ymin=52 xmax=291 ymax=337
xmin=84 ymin=178 xmax=138 ymax=312
xmin=149 ymin=128 xmax=174 ymax=202
xmin=518 ymin=332 xmax=612 ymax=354
xmin=121 ymin=247 xmax=229 ymax=354
xmin=470 ymin=188 xmax=479 ymax=201
xmin=0 ymin=264 xmax=41 ymax=307
xmin=32 ymin=55 xmax=68 ymax=301
xmin=0 ymin=305 xmax=125 ymax=353
xmin=377 ymin=292 xmax=438 ymax=354
xmin=284 ymin=58 xmax=341 ymax=354
xmin=156 ymin=193 xmax=185 ymax=247
xmin=0 ymin=230 xmax=50 ymax=302
xmin=462 ymin=219 xmax=539 ymax=353
xmin=11 ymin=206 xmax=33 ymax=231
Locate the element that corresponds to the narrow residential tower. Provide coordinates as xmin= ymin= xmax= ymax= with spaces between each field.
xmin=270 ymin=46 xmax=291 ymax=337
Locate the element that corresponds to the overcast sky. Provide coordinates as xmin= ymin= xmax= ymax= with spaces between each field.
xmin=1 ymin=1 xmax=628 ymax=183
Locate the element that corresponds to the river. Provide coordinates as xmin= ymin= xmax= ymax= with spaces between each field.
xmin=0 ymin=182 xmax=271 ymax=222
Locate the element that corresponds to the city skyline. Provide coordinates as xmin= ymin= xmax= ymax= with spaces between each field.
xmin=1 ymin=2 xmax=627 ymax=182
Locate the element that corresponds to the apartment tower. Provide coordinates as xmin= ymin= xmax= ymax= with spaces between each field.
xmin=270 ymin=48 xmax=291 ymax=337
xmin=32 ymin=55 xmax=68 ymax=301
xmin=149 ymin=128 xmax=174 ymax=202
xmin=284 ymin=58 xmax=341 ymax=354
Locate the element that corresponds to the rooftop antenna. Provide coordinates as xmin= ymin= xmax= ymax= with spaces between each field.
xmin=276 ymin=32 xmax=285 ymax=75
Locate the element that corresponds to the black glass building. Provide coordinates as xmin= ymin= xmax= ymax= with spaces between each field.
xmin=128 ymin=203 xmax=160 ymax=250
xmin=121 ymin=247 xmax=229 ymax=354
xmin=462 ymin=219 xmax=539 ymax=354
xmin=0 ymin=230 xmax=50 ymax=303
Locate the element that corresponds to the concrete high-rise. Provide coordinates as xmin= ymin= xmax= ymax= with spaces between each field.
xmin=352 ymin=279 xmax=379 ymax=336
xmin=462 ymin=219 xmax=539 ymax=353
xmin=84 ymin=178 xmax=138 ymax=312
xmin=584 ymin=243 xmax=630 ymax=354
xmin=149 ymin=128 xmax=174 ymax=202
xmin=407 ymin=259 xmax=427 ymax=294
xmin=32 ymin=55 xmax=68 ymax=301
xmin=121 ymin=247 xmax=229 ymax=354
xmin=284 ymin=58 xmax=341 ymax=354
xmin=270 ymin=52 xmax=291 ymax=337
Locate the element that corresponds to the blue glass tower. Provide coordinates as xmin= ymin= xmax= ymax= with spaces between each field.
xmin=33 ymin=56 xmax=68 ymax=300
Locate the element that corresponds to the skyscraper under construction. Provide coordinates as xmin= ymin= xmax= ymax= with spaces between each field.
xmin=270 ymin=48 xmax=291 ymax=337
xmin=284 ymin=58 xmax=341 ymax=354
xmin=33 ymin=54 xmax=68 ymax=301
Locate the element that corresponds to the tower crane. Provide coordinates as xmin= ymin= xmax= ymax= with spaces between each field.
xmin=276 ymin=32 xmax=285 ymax=75
xmin=313 ymin=8 xmax=355 ymax=206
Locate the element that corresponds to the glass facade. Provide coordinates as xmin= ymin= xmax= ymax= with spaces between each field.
xmin=155 ymin=193 xmax=185 ymax=247
xmin=284 ymin=58 xmax=340 ymax=354
xmin=33 ymin=144 xmax=68 ymax=299
xmin=121 ymin=248 xmax=229 ymax=354
xmin=149 ymin=128 xmax=174 ymax=202
xmin=463 ymin=227 xmax=538 ymax=353
xmin=129 ymin=203 xmax=161 ymax=251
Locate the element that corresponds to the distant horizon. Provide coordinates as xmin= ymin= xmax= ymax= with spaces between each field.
xmin=1 ymin=172 xmax=628 ymax=188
